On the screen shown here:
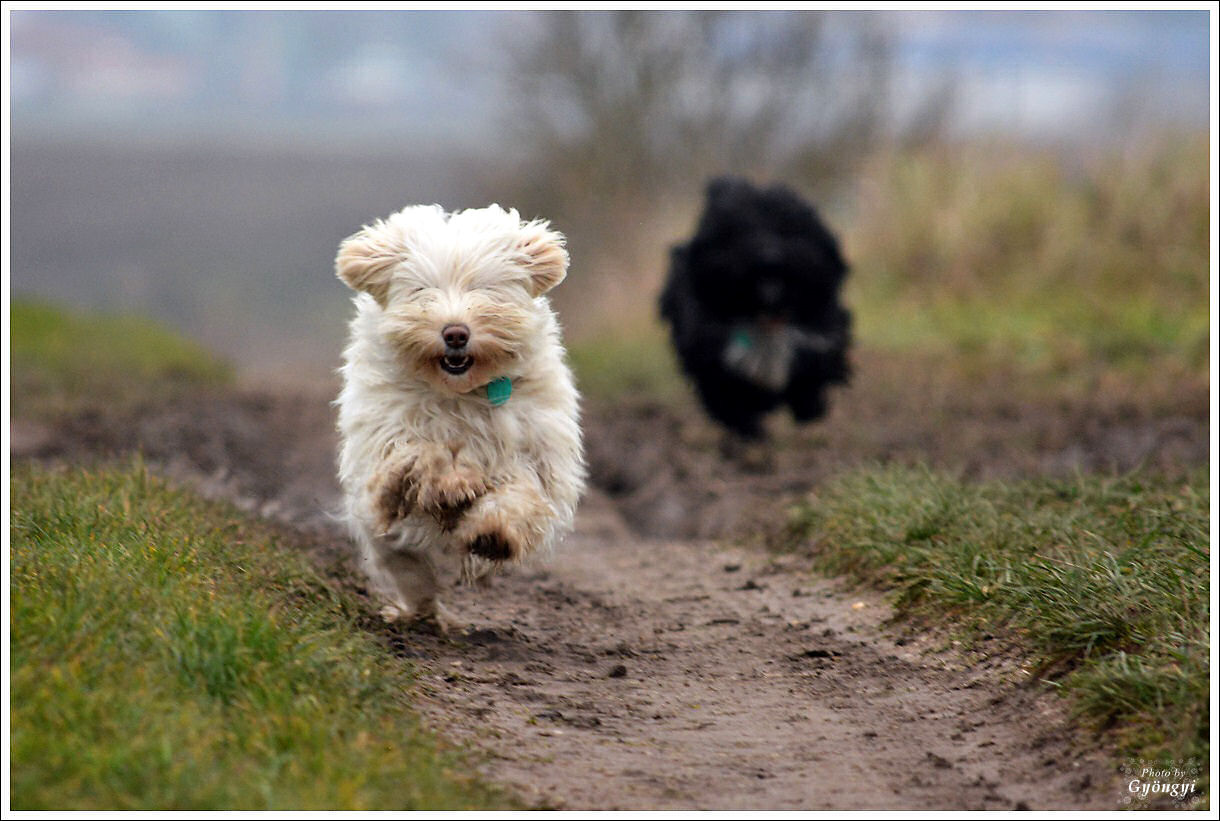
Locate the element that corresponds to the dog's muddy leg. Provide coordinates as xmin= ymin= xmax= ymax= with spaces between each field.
xmin=454 ymin=475 xmax=554 ymax=563
xmin=372 ymin=452 xmax=422 ymax=533
xmin=374 ymin=442 xmax=488 ymax=532
xmin=415 ymin=441 xmax=488 ymax=530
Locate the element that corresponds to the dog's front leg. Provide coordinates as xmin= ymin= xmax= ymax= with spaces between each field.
xmin=453 ymin=472 xmax=555 ymax=563
xmin=371 ymin=440 xmax=488 ymax=534
xmin=416 ymin=440 xmax=490 ymax=531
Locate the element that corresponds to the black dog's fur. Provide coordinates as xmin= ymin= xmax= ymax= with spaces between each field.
xmin=660 ymin=177 xmax=851 ymax=439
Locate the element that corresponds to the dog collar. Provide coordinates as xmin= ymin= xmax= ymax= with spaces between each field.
xmin=483 ymin=376 xmax=513 ymax=406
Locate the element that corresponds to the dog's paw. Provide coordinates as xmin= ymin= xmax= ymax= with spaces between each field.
xmin=379 ymin=601 xmax=460 ymax=634
xmin=467 ymin=531 xmax=517 ymax=562
xmin=380 ymin=603 xmax=409 ymax=623
xmin=453 ymin=482 xmax=554 ymax=563
xmin=373 ymin=457 xmax=420 ymax=531
xmin=457 ymin=514 xmax=529 ymax=563
xmin=418 ymin=468 xmax=488 ymax=529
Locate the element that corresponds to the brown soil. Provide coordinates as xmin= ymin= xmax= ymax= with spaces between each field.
xmin=12 ymin=354 xmax=1208 ymax=810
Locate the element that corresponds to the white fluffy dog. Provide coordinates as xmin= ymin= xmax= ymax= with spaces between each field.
xmin=334 ymin=204 xmax=585 ymax=629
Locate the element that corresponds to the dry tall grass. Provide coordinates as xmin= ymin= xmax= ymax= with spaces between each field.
xmin=845 ymin=135 xmax=1209 ymax=377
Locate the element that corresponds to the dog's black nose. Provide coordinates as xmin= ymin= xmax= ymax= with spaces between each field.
xmin=442 ymin=324 xmax=469 ymax=349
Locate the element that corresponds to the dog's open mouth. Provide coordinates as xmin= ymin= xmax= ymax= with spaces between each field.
xmin=440 ymin=353 xmax=473 ymax=375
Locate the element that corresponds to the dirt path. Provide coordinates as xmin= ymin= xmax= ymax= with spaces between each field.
xmin=15 ymin=363 xmax=1207 ymax=810
xmin=405 ymin=491 xmax=1112 ymax=810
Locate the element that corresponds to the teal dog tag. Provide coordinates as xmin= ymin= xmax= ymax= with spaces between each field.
xmin=486 ymin=376 xmax=512 ymax=406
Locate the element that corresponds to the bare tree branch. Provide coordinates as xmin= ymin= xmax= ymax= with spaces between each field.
xmin=497 ymin=11 xmax=952 ymax=245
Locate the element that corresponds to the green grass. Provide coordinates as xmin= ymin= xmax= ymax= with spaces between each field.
xmin=779 ymin=466 xmax=1210 ymax=780
xmin=9 ymin=462 xmax=509 ymax=810
xmin=9 ymin=298 xmax=233 ymax=417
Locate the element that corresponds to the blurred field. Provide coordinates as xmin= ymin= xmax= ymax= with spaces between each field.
xmin=845 ymin=136 xmax=1210 ymax=383
xmin=8 ymin=140 xmax=485 ymax=379
xmin=10 ymin=299 xmax=234 ymax=417
xmin=10 ymin=134 xmax=1209 ymax=398
xmin=569 ymin=134 xmax=1210 ymax=403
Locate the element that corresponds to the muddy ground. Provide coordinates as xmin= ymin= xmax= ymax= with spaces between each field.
xmin=11 ymin=351 xmax=1209 ymax=810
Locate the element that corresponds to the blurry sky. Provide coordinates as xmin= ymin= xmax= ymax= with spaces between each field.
xmin=10 ymin=9 xmax=1212 ymax=148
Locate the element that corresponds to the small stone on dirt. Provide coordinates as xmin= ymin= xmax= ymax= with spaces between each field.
xmin=608 ymin=664 xmax=628 ymax=678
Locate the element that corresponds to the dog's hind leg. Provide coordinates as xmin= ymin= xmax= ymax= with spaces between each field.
xmin=693 ymin=377 xmax=770 ymax=439
xmin=376 ymin=549 xmax=438 ymax=616
xmin=364 ymin=539 xmax=457 ymax=631
xmin=786 ymin=386 xmax=829 ymax=423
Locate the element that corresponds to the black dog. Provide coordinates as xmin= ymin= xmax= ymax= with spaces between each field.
xmin=660 ymin=177 xmax=851 ymax=439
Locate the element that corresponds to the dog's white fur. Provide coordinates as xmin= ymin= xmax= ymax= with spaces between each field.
xmin=334 ymin=204 xmax=585 ymax=628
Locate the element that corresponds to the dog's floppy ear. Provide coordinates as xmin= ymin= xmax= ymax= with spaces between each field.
xmin=516 ymin=220 xmax=569 ymax=297
xmin=335 ymin=220 xmax=406 ymax=307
